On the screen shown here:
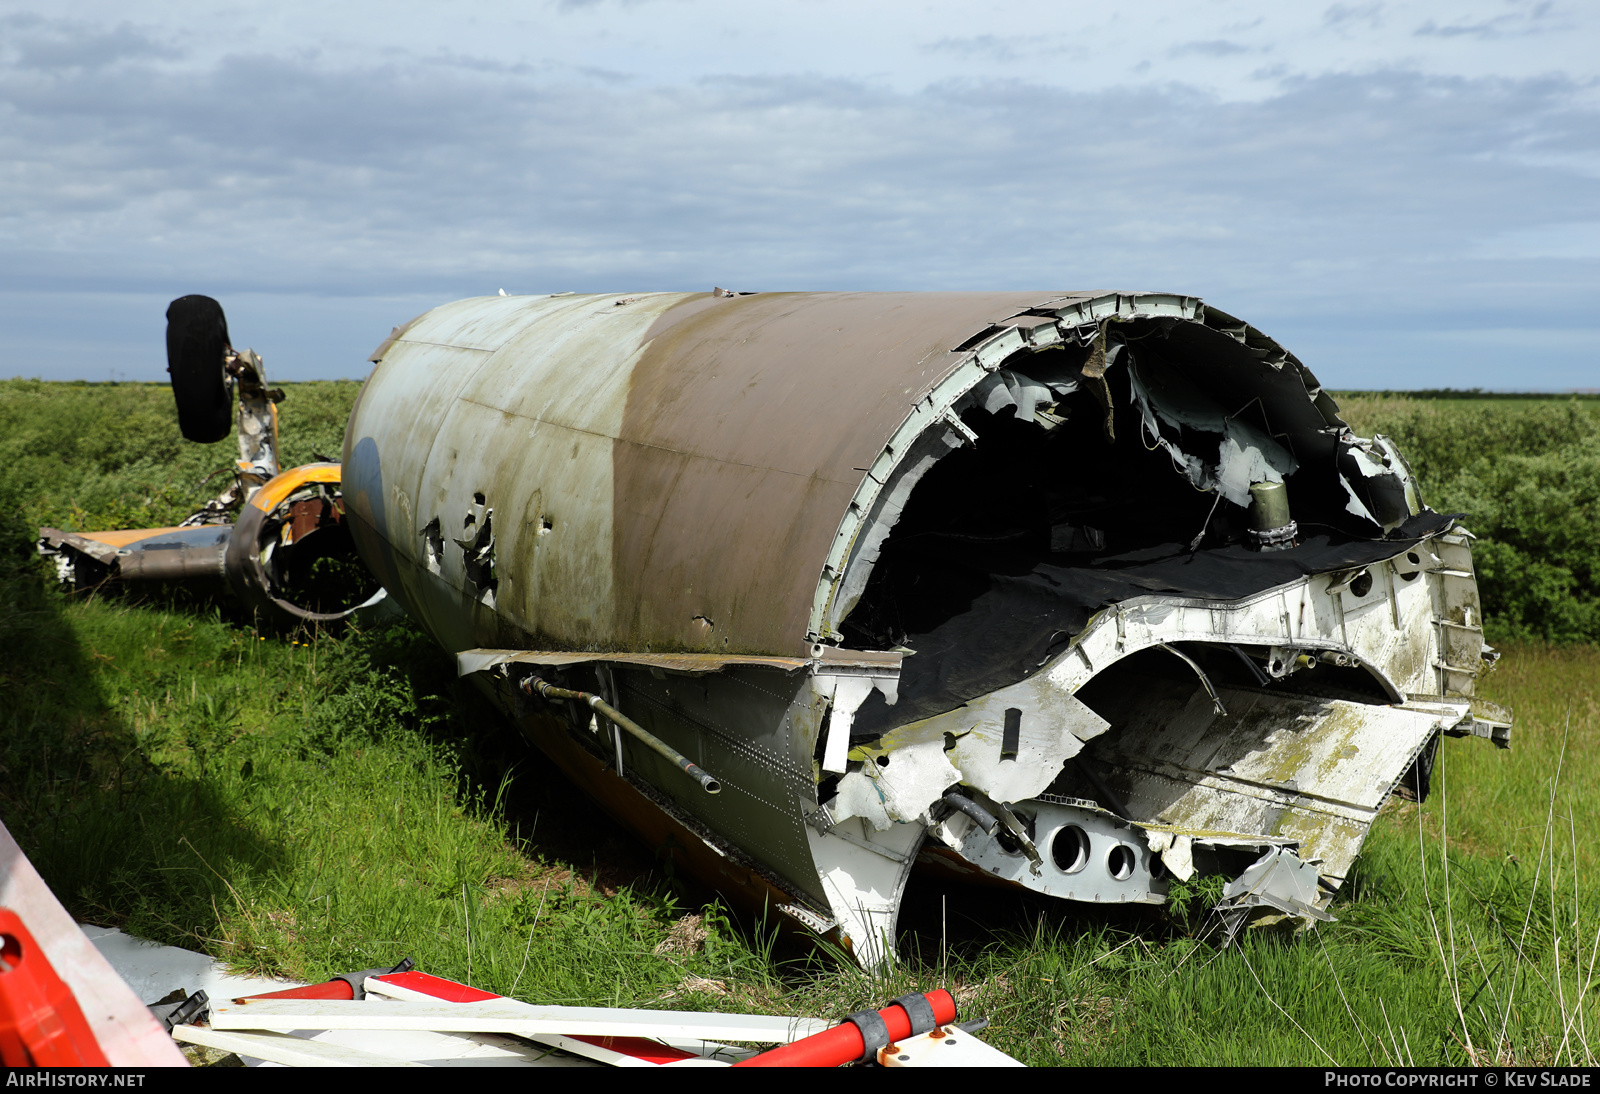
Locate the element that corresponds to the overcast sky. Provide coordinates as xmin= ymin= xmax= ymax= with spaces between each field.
xmin=3 ymin=0 xmax=1597 ymax=388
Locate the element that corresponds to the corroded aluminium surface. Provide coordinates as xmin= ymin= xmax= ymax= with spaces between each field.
xmin=616 ymin=292 xmax=1062 ymax=652
xmin=344 ymin=289 xmax=1509 ymax=963
xmin=347 ymin=293 xmax=671 ymax=654
xmin=346 ymin=291 xmax=1069 ymax=657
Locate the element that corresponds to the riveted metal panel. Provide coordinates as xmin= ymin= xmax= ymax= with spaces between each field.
xmin=610 ymin=666 xmax=830 ymax=903
xmin=615 ymin=291 xmax=1053 ymax=653
xmin=346 ymin=292 xmax=692 ymax=652
xmin=351 ymin=290 xmax=1085 ymax=657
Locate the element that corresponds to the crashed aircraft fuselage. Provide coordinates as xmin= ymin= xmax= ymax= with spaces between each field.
xmin=342 ymin=290 xmax=1508 ymax=963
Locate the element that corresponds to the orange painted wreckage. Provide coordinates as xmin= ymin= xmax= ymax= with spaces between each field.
xmin=40 ymin=296 xmax=387 ymax=630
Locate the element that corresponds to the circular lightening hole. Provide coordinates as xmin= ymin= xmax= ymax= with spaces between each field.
xmin=1107 ymin=845 xmax=1136 ymax=881
xmin=1051 ymin=826 xmax=1090 ymax=874
xmin=1349 ymin=570 xmax=1374 ymax=598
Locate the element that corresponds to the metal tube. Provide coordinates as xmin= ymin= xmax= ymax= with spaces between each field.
xmin=522 ymin=676 xmax=721 ymax=795
xmin=115 ymin=542 xmax=228 ymax=582
xmin=1156 ymin=641 xmax=1228 ymax=717
xmin=939 ymin=790 xmax=998 ymax=835
xmin=994 ymin=802 xmax=1044 ymax=877
xmin=732 ymin=990 xmax=958 ymax=1068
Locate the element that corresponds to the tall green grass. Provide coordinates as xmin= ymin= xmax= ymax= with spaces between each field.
xmin=1 ymin=381 xmax=1594 ymax=1066
xmin=1 ymin=594 xmax=786 ymax=1012
xmin=0 ymin=379 xmax=359 ymax=536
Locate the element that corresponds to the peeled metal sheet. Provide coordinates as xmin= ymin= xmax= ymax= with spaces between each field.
xmin=1080 ymin=683 xmax=1453 ymax=882
xmin=457 ymin=648 xmax=901 ymax=677
xmin=38 ymin=527 xmax=125 ymax=566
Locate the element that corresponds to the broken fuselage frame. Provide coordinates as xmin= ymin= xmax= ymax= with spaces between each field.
xmin=344 ymin=290 xmax=1509 ymax=964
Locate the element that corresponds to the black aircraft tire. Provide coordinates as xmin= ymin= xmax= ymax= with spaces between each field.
xmin=166 ymin=294 xmax=233 ymax=443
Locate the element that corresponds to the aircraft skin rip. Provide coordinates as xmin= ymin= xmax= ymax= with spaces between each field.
xmin=340 ymin=290 xmax=1512 ymax=965
xmin=45 ymin=290 xmax=1514 ymax=968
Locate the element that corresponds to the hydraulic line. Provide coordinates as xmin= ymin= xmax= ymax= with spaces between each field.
xmin=520 ymin=675 xmax=721 ymax=794
xmin=940 ymin=790 xmax=999 ymax=834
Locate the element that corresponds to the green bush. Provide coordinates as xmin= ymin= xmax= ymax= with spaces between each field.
xmin=1336 ymin=396 xmax=1600 ymax=643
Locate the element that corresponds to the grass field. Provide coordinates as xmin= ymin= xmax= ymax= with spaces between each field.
xmin=1 ymin=381 xmax=1594 ymax=1066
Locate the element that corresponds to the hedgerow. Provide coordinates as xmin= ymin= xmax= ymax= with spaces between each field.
xmin=1336 ymin=396 xmax=1600 ymax=643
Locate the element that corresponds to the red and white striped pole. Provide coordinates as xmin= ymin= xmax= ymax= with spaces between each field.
xmin=733 ymin=990 xmax=958 ymax=1068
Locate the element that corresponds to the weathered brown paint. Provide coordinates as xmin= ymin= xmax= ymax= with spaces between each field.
xmin=337 ymin=289 xmax=1509 ymax=960
xmin=347 ymin=291 xmax=1063 ymax=657
xmin=615 ymin=292 xmax=1055 ymax=653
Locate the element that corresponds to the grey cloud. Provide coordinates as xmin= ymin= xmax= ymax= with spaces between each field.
xmin=921 ymin=35 xmax=1021 ymax=62
xmin=1323 ymin=3 xmax=1384 ymax=30
xmin=576 ymin=65 xmax=637 ymax=84
xmin=1167 ymin=39 xmax=1252 ymax=58
xmin=1415 ymin=2 xmax=1563 ymax=39
xmin=409 ymin=50 xmax=552 ymax=78
xmin=918 ymin=34 xmax=1080 ymax=64
xmin=554 ymin=0 xmax=675 ymax=11
xmin=1415 ymin=18 xmax=1516 ymax=38
xmin=1 ymin=24 xmax=1597 ymax=385
xmin=5 ymin=16 xmax=180 ymax=70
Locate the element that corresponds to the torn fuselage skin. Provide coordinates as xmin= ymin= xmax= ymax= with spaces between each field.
xmin=806 ymin=303 xmax=1504 ymax=953
xmin=809 ymin=299 xmax=1505 ymax=951
xmin=345 ymin=290 xmax=1508 ymax=965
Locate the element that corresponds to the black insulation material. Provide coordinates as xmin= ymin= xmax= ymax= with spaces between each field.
xmin=844 ymin=318 xmax=1446 ymax=737
xmin=852 ymin=510 xmax=1454 ymax=736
